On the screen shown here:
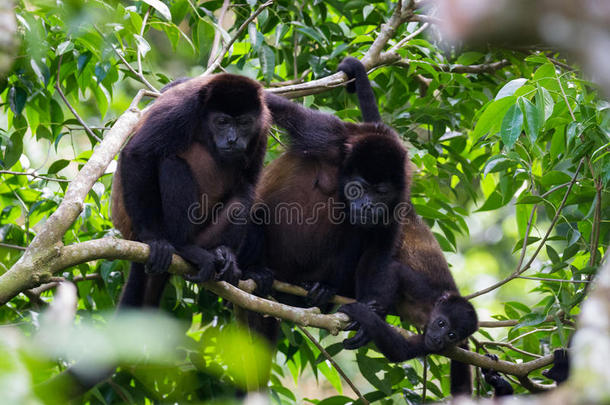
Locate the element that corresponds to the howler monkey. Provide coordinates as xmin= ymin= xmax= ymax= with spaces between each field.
xmin=326 ymin=58 xmax=479 ymax=395
xmin=339 ymin=213 xmax=478 ymax=395
xmin=240 ymin=57 xmax=410 ymax=314
xmin=112 ymin=74 xmax=270 ymax=308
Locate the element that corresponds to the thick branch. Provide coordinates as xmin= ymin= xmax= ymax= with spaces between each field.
xmin=4 ymin=236 xmax=556 ymax=379
xmin=0 ymin=106 xmax=144 ymax=304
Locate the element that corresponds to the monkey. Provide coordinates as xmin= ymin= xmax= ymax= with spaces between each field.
xmin=111 ymin=73 xmax=270 ymax=308
xmin=338 ymin=231 xmax=478 ymax=395
xmin=327 ymin=59 xmax=479 ymax=396
xmin=238 ymin=57 xmax=410 ymax=315
xmin=238 ymin=57 xmax=478 ymax=396
xmin=35 ymin=75 xmax=272 ymax=399
xmin=480 ymin=354 xmax=514 ymax=396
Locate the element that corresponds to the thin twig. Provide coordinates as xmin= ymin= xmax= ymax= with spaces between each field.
xmin=207 ymin=0 xmax=230 ymax=68
xmin=394 ymin=59 xmax=511 ymax=74
xmin=477 ymin=341 xmax=542 ymax=358
xmin=203 ymin=0 xmax=275 ymax=76
xmin=508 ymin=328 xmax=559 ymax=345
xmin=478 ymin=310 xmax=567 ymax=328
xmin=389 ymin=22 xmax=429 ymax=53
xmin=55 ymin=55 xmax=102 ymax=143
xmin=467 ymin=158 xmax=585 ymax=300
xmin=111 ymin=44 xmax=158 ymax=93
xmin=517 ymin=275 xmax=591 ymax=284
xmin=137 ymin=8 xmax=150 ymax=77
xmin=298 ymin=326 xmax=369 ymax=405
xmin=0 ymin=242 xmax=26 ymax=251
xmin=0 ymin=170 xmax=70 ymax=183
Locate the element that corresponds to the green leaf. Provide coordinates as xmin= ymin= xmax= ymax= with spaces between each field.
xmin=541 ymin=171 xmax=571 ymax=187
xmin=536 ymin=85 xmax=554 ymax=122
xmin=3 ymin=132 xmax=23 ymax=168
xmin=143 ymin=0 xmax=171 ymax=20
xmin=476 ymin=191 xmax=504 ymax=212
xmin=501 ymin=103 xmax=524 ymax=148
xmin=472 ymin=96 xmax=515 ymax=140
xmin=513 ymin=312 xmax=547 ymax=330
xmin=516 ymin=195 xmax=543 ymax=204
xmin=259 ymin=44 xmax=275 ymax=83
xmin=363 ymin=4 xmax=374 ymax=19
xmin=495 ymin=78 xmax=527 ymax=100
xmin=56 ymin=40 xmax=74 ymax=56
xmin=8 ymin=87 xmax=27 ymax=115
xmin=356 ymin=353 xmax=391 ymax=394
xmin=546 ymin=245 xmax=560 ymax=263
xmin=295 ymin=26 xmax=327 ymax=46
xmin=317 ymin=396 xmax=353 ymax=405
xmin=48 ymin=159 xmax=70 ymax=174
xmin=519 ymin=97 xmax=541 ymax=142
xmin=134 ymin=34 xmax=151 ymax=58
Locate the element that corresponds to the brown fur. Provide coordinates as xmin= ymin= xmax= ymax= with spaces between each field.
xmin=111 ymin=74 xmax=270 ymax=245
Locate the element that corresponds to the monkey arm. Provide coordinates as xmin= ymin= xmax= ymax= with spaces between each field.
xmin=354 ymin=249 xmax=399 ymax=314
xmin=265 ymin=92 xmax=346 ymax=160
xmin=337 ymin=57 xmax=382 ymax=123
xmin=339 ymin=302 xmax=428 ymax=361
xmin=119 ymin=149 xmax=166 ymax=243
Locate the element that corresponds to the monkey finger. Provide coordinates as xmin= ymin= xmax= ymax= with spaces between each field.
xmin=342 ymin=329 xmax=371 ymax=350
xmin=185 ymin=264 xmax=215 ymax=283
xmin=344 ymin=321 xmax=361 ymax=331
xmin=307 ymin=282 xmax=336 ymax=307
xmin=243 ymin=267 xmax=274 ymax=296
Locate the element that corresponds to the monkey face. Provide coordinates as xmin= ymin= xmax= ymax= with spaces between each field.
xmin=424 ymin=314 xmax=460 ymax=352
xmin=342 ymin=175 xmax=397 ymax=227
xmin=208 ymin=110 xmax=259 ymax=160
xmin=424 ymin=293 xmax=478 ymax=352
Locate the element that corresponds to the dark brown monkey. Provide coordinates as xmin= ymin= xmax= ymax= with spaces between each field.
xmin=111 ymin=74 xmax=271 ymax=309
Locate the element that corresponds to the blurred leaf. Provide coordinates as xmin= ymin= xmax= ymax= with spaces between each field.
xmin=143 ymin=0 xmax=172 ymax=20
xmin=501 ymin=103 xmax=524 ymax=148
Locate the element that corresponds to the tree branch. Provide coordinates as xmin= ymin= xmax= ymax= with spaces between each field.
xmin=298 ymin=325 xmax=369 ymax=404
xmin=466 ymin=158 xmax=584 ymax=300
xmin=0 ymin=236 xmax=557 ymax=380
xmin=55 ymin=55 xmax=102 ymax=143
xmin=203 ymin=0 xmax=275 ymax=76
xmin=0 ymin=170 xmax=70 ymax=183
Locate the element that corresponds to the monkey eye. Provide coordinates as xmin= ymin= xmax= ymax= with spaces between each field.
xmin=237 ymin=117 xmax=254 ymax=126
xmin=376 ymin=184 xmax=389 ymax=195
xmin=215 ymin=117 xmax=231 ymax=127
xmin=448 ymin=331 xmax=457 ymax=341
xmin=437 ymin=319 xmax=446 ymax=327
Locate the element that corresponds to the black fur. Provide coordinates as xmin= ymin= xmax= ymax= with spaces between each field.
xmin=481 ymin=354 xmax=514 ymax=396
xmin=115 ymin=74 xmax=269 ymax=311
xmin=542 ymin=348 xmax=570 ymax=384
xmin=337 ymin=56 xmax=381 ymax=122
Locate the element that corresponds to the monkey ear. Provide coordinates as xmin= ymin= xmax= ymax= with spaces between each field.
xmin=198 ymin=85 xmax=209 ymax=106
xmin=344 ymin=140 xmax=354 ymax=155
xmin=438 ymin=292 xmax=452 ymax=303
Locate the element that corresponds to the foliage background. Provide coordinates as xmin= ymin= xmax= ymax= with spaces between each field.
xmin=0 ymin=0 xmax=608 ymax=404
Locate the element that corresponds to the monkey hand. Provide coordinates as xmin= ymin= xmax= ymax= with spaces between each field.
xmin=305 ymin=282 xmax=337 ymax=308
xmin=542 ymin=349 xmax=570 ymax=384
xmin=338 ymin=302 xmax=375 ymax=349
xmin=481 ymin=353 xmax=499 ymax=376
xmin=144 ymin=239 xmax=175 ymax=274
xmin=213 ymin=246 xmax=242 ymax=286
xmin=242 ymin=266 xmax=274 ymax=296
xmin=337 ymin=56 xmax=365 ymax=93
xmin=482 ymin=354 xmax=514 ymax=396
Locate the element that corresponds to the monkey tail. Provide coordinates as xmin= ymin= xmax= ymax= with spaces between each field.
xmin=450 ymin=341 xmax=473 ymax=396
